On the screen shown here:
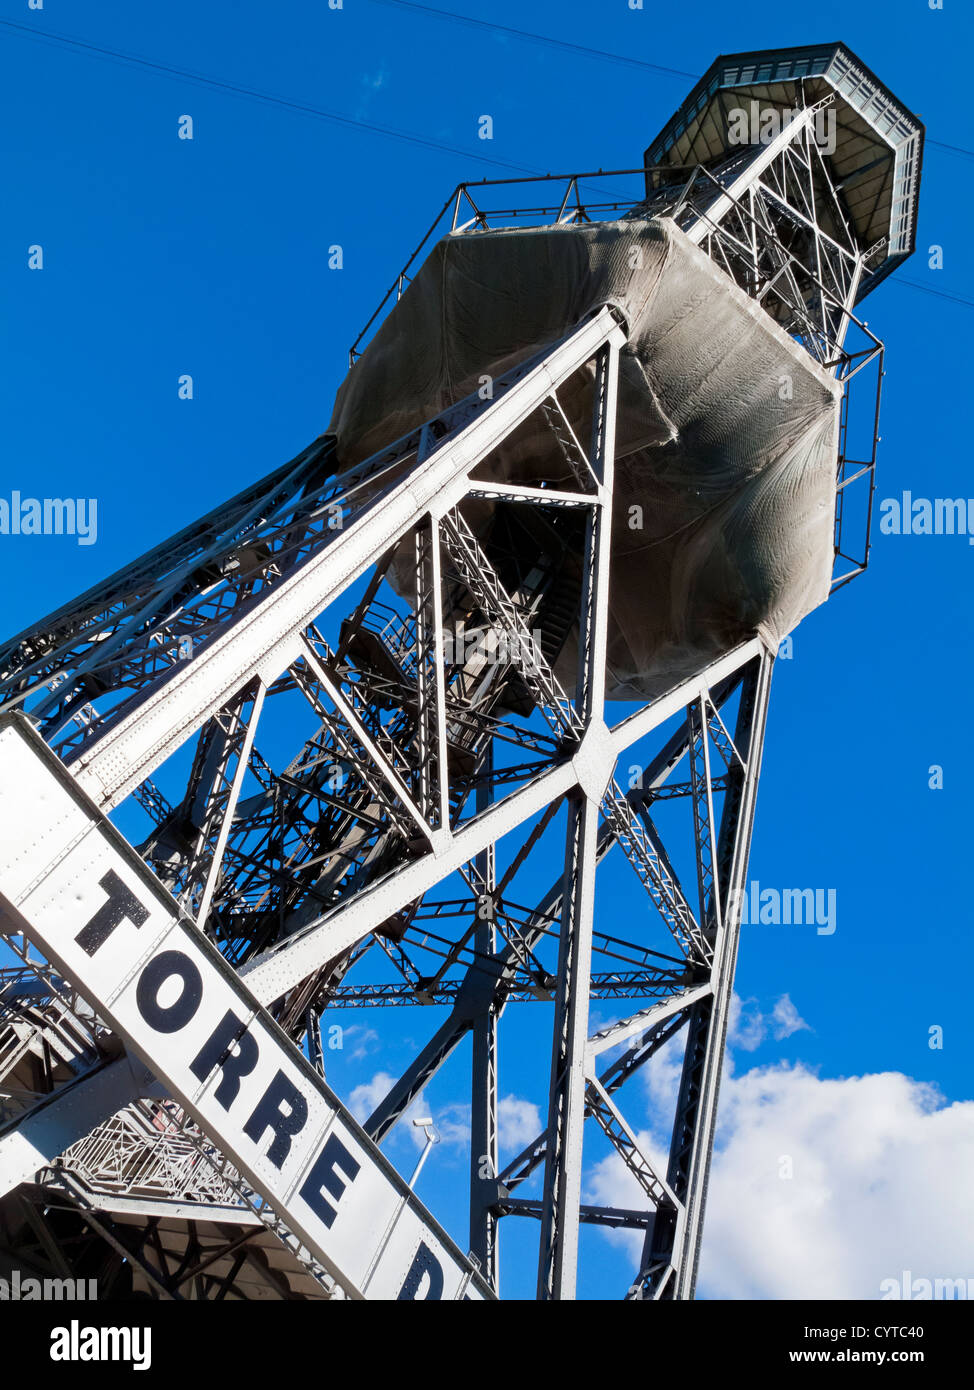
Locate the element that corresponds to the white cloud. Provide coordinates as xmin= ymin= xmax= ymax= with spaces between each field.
xmin=354 ymin=68 xmax=389 ymax=120
xmin=641 ymin=1029 xmax=686 ymax=1126
xmin=588 ymin=1060 xmax=974 ymax=1299
xmin=700 ymin=1065 xmax=974 ymax=1298
xmin=729 ymin=994 xmax=767 ymax=1052
xmin=348 ymin=1071 xmax=432 ymax=1150
xmin=588 ymin=1124 xmax=671 ymax=1239
xmin=770 ymin=993 xmax=810 ymax=1041
xmin=342 ymin=1024 xmax=380 ymax=1061
xmin=348 ymin=1071 xmax=397 ymax=1126
xmin=728 ymin=991 xmax=810 ymax=1051
xmin=347 ymin=1072 xmax=470 ymax=1152
xmin=498 ymin=1095 xmax=543 ymax=1153
xmin=434 ymin=1102 xmax=472 ymax=1149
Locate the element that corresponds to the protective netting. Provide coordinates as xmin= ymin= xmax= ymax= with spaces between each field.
xmin=327 ymin=216 xmax=840 ymax=700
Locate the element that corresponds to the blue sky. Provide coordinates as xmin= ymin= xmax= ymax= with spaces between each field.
xmin=2 ymin=0 xmax=973 ymax=1299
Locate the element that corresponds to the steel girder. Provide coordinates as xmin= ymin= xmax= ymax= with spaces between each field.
xmin=0 ymin=295 xmax=774 ymax=1298
xmin=0 ymin=106 xmax=861 ymax=1295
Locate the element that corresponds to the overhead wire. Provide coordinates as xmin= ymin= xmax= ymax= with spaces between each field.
xmin=1 ymin=12 xmax=970 ymax=308
xmin=368 ymin=0 xmax=974 ymax=164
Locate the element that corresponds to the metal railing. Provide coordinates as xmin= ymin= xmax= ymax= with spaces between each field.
xmin=346 ymin=164 xmax=886 ymax=593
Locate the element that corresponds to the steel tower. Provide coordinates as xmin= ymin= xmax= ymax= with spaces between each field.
xmin=0 ymin=43 xmax=921 ymax=1300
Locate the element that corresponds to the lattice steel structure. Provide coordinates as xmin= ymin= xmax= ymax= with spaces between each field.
xmin=0 ymin=43 xmax=921 ymax=1300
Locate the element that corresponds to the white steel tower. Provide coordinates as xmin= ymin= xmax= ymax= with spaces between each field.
xmin=0 ymin=43 xmax=922 ymax=1300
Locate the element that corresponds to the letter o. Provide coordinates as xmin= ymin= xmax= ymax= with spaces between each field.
xmin=136 ymin=950 xmax=203 ymax=1032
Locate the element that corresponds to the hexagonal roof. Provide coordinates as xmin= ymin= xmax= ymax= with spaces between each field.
xmin=643 ymin=42 xmax=924 ymax=300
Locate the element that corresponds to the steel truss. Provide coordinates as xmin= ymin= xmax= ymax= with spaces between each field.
xmin=349 ymin=97 xmax=885 ymax=592
xmin=0 ymin=91 xmax=877 ymax=1298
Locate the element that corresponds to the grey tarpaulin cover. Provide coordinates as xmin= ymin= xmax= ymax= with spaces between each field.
xmin=327 ymin=216 xmax=841 ymax=700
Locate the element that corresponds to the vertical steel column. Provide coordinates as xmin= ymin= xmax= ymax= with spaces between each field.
xmin=641 ymin=649 xmax=774 ymax=1299
xmin=537 ymin=339 xmax=620 ymax=1299
xmin=469 ymin=748 xmax=499 ymax=1288
xmin=413 ymin=522 xmax=437 ymax=826
xmin=536 ymin=793 xmax=601 ymax=1300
